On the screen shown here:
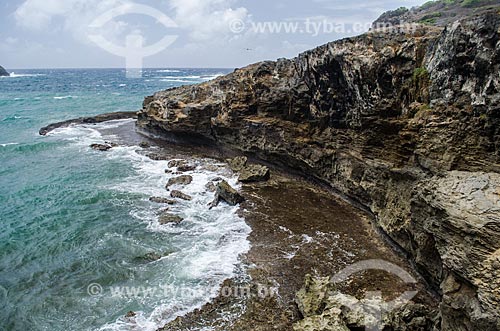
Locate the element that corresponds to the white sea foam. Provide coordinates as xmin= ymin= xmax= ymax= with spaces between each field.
xmin=156 ymin=69 xmax=181 ymax=73
xmin=53 ymin=96 xmax=78 ymax=100
xmin=0 ymin=142 xmax=19 ymax=147
xmin=48 ymin=119 xmax=251 ymax=331
xmin=7 ymin=72 xmax=46 ymax=78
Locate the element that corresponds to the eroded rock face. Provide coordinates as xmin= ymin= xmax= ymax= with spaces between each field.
xmin=138 ymin=11 xmax=500 ymax=331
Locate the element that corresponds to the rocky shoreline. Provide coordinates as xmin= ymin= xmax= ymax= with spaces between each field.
xmin=136 ymin=6 xmax=500 ymax=331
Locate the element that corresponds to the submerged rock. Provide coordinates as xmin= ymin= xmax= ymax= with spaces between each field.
xmin=159 ymin=213 xmax=184 ymax=225
xmin=227 ymin=156 xmax=248 ymax=172
xmin=90 ymin=143 xmax=113 ymax=151
xmin=139 ymin=141 xmax=151 ymax=148
xmin=168 ymin=159 xmax=188 ymax=168
xmin=210 ymin=180 xmax=244 ymax=208
xmin=139 ymin=252 xmax=162 ymax=262
xmin=149 ymin=197 xmax=176 ymax=204
xmin=238 ymin=164 xmax=270 ymax=183
xmin=170 ymin=190 xmax=193 ymax=201
xmin=147 ymin=153 xmax=169 ymax=161
xmin=166 ymin=175 xmax=193 ymax=189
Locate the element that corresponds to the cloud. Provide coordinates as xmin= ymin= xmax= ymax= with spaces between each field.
xmin=169 ymin=0 xmax=249 ymax=41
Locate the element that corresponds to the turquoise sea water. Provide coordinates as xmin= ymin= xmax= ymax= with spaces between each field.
xmin=0 ymin=69 xmax=250 ymax=331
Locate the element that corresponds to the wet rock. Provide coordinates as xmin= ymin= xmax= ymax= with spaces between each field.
xmin=149 ymin=196 xmax=176 ymax=204
xmin=104 ymin=141 xmax=118 ymax=147
xmin=147 ymin=153 xmax=169 ymax=161
xmin=90 ymin=143 xmax=113 ymax=151
xmin=159 ymin=213 xmax=184 ymax=225
xmin=177 ymin=165 xmax=196 ymax=172
xmin=39 ymin=111 xmax=137 ymax=136
xmin=238 ymin=164 xmax=270 ymax=183
xmin=227 ymin=156 xmax=248 ymax=172
xmin=210 ymin=180 xmax=244 ymax=208
xmin=170 ymin=190 xmax=193 ymax=201
xmin=168 ymin=160 xmax=187 ymax=168
xmin=205 ymin=182 xmax=217 ymax=192
xmin=125 ymin=311 xmax=136 ymax=318
xmin=166 ymin=175 xmax=193 ymax=189
xmin=139 ymin=141 xmax=151 ymax=148
xmin=140 ymin=252 xmax=162 ymax=262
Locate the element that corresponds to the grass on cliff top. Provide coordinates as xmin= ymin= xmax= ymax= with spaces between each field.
xmin=421 ymin=0 xmax=497 ymax=9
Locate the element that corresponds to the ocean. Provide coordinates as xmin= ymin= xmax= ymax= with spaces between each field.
xmin=0 ymin=68 xmax=251 ymax=330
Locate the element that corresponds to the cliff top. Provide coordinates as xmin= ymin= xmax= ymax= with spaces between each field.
xmin=373 ymin=0 xmax=500 ymax=27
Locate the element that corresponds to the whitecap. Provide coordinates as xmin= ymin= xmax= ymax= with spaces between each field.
xmin=0 ymin=143 xmax=19 ymax=147
xmin=8 ymin=72 xmax=46 ymax=78
xmin=53 ymin=96 xmax=77 ymax=100
xmin=156 ymin=69 xmax=181 ymax=73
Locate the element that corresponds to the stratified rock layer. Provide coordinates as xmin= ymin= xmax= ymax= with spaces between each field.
xmin=138 ymin=11 xmax=500 ymax=331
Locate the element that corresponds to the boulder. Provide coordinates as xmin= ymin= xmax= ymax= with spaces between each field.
xmin=139 ymin=141 xmax=150 ymax=148
xmin=166 ymin=175 xmax=193 ymax=189
xmin=0 ymin=66 xmax=9 ymax=77
xmin=227 ymin=156 xmax=248 ymax=172
xmin=147 ymin=153 xmax=168 ymax=161
xmin=90 ymin=143 xmax=113 ymax=151
xmin=238 ymin=164 xmax=270 ymax=183
xmin=168 ymin=160 xmax=188 ymax=168
xmin=205 ymin=182 xmax=217 ymax=192
xmin=170 ymin=190 xmax=193 ymax=201
xmin=149 ymin=197 xmax=176 ymax=204
xmin=125 ymin=311 xmax=136 ymax=318
xmin=210 ymin=180 xmax=244 ymax=208
xmin=140 ymin=252 xmax=162 ymax=262
xmin=159 ymin=213 xmax=184 ymax=225
xmin=177 ymin=165 xmax=196 ymax=172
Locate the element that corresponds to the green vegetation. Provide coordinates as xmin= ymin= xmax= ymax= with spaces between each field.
xmin=461 ymin=0 xmax=488 ymax=7
xmin=413 ymin=67 xmax=430 ymax=82
xmin=418 ymin=12 xmax=443 ymax=25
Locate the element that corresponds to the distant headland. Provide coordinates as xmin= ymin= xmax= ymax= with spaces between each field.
xmin=0 ymin=66 xmax=9 ymax=77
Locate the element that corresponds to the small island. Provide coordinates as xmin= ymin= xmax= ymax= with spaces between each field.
xmin=0 ymin=65 xmax=10 ymax=77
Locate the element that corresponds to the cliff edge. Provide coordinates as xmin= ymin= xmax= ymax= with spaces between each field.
xmin=138 ymin=7 xmax=500 ymax=331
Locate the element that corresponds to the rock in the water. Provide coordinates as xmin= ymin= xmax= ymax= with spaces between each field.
xmin=210 ymin=180 xmax=244 ymax=208
xmin=170 ymin=190 xmax=192 ymax=201
xmin=147 ymin=153 xmax=169 ymax=161
xmin=177 ymin=165 xmax=196 ymax=172
xmin=205 ymin=182 xmax=217 ymax=192
xmin=227 ymin=156 xmax=248 ymax=172
xmin=166 ymin=175 xmax=193 ymax=189
xmin=238 ymin=164 xmax=270 ymax=183
xmin=125 ymin=311 xmax=136 ymax=318
xmin=168 ymin=160 xmax=187 ymax=168
xmin=139 ymin=141 xmax=150 ymax=148
xmin=0 ymin=66 xmax=9 ymax=77
xmin=159 ymin=213 xmax=184 ymax=225
xmin=149 ymin=196 xmax=176 ymax=204
xmin=140 ymin=252 xmax=162 ymax=262
xmin=90 ymin=143 xmax=113 ymax=151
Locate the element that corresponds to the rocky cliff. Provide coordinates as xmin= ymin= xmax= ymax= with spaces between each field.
xmin=138 ymin=8 xmax=500 ymax=331
xmin=0 ymin=66 xmax=9 ymax=77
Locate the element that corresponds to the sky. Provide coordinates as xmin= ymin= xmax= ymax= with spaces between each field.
xmin=0 ymin=0 xmax=428 ymax=69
